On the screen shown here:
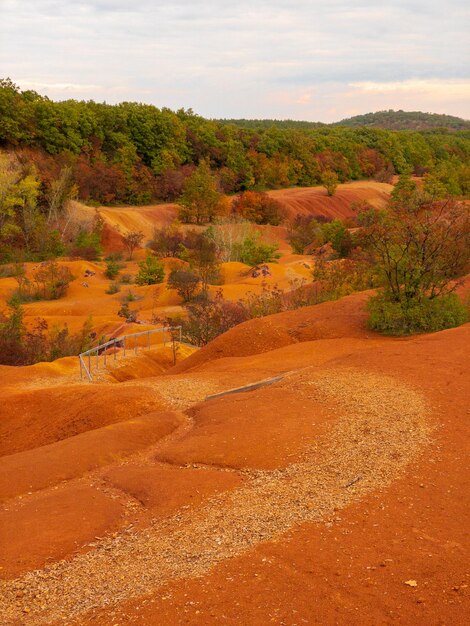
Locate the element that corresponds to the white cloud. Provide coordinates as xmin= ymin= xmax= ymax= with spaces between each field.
xmin=1 ymin=1 xmax=469 ymax=120
xmin=350 ymin=79 xmax=470 ymax=100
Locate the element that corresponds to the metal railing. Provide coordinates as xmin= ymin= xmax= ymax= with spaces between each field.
xmin=79 ymin=325 xmax=182 ymax=382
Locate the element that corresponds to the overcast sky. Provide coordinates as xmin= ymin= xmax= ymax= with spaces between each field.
xmin=1 ymin=0 xmax=469 ymax=122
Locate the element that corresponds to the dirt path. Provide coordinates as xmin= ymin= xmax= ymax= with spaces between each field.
xmin=0 ymin=368 xmax=431 ymax=625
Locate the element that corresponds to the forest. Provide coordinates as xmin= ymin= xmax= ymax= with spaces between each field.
xmin=1 ymin=77 xmax=470 ymax=265
xmin=1 ymin=78 xmax=470 ymax=211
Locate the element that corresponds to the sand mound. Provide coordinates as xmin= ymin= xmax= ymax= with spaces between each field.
xmin=268 ymin=181 xmax=392 ymax=222
xmin=170 ymin=290 xmax=374 ymax=374
xmin=0 ymin=411 xmax=181 ymax=501
xmin=0 ymin=383 xmax=170 ymax=456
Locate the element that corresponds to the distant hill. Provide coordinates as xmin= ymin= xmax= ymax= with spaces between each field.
xmin=219 ymin=110 xmax=470 ymax=132
xmin=334 ymin=110 xmax=470 ymax=131
xmin=216 ymin=118 xmax=325 ymax=130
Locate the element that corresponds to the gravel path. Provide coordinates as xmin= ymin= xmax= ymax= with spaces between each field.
xmin=0 ymin=368 xmax=432 ymax=625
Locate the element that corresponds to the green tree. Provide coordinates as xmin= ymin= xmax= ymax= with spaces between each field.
xmin=321 ymin=170 xmax=339 ymax=196
xmin=359 ymin=195 xmax=470 ymax=334
xmin=179 ymin=160 xmax=226 ymax=224
xmin=167 ymin=268 xmax=200 ymax=302
xmin=321 ymin=219 xmax=352 ymax=257
xmin=135 ymin=253 xmax=165 ymax=285
xmin=233 ymin=233 xmax=280 ymax=267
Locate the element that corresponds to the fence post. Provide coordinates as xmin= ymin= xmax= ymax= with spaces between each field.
xmin=114 ymin=338 xmax=117 ymax=360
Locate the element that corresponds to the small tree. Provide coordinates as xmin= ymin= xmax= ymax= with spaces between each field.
xmin=179 ymin=160 xmax=227 ymax=224
xmin=180 ymin=231 xmax=221 ymax=291
xmin=167 ymin=268 xmax=200 ymax=302
xmin=231 ymin=191 xmax=283 ymax=225
xmin=123 ymin=230 xmax=144 ymax=260
xmin=135 ymin=253 xmax=165 ymax=285
xmin=287 ymin=216 xmax=324 ymax=254
xmin=149 ymin=222 xmax=185 ymax=257
xmin=232 ymin=233 xmax=280 ymax=267
xmin=359 ymin=195 xmax=470 ymax=334
xmin=180 ymin=291 xmax=248 ymax=346
xmin=321 ymin=170 xmax=339 ymax=196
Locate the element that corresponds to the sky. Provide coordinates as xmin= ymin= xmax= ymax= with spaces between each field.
xmin=1 ymin=0 xmax=469 ymax=122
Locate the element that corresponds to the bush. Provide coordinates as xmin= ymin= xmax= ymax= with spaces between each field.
xmin=231 ymin=191 xmax=283 ymax=225
xmin=117 ymin=301 xmax=138 ymax=322
xmin=14 ymin=261 xmax=73 ymax=301
xmin=135 ymin=254 xmax=165 ymax=286
xmin=367 ymin=293 xmax=468 ymax=336
xmin=0 ymin=263 xmax=25 ymax=278
xmin=149 ymin=223 xmax=185 ymax=257
xmin=232 ymin=234 xmax=280 ymax=267
xmin=106 ymin=281 xmax=121 ymax=294
xmin=167 ymin=268 xmax=200 ymax=302
xmin=104 ymin=258 xmax=121 ymax=279
xmin=122 ymin=289 xmax=138 ymax=302
xmin=120 ymin=273 xmax=133 ymax=284
xmin=178 ymin=291 xmax=249 ymax=346
xmin=0 ymin=299 xmax=93 ymax=365
xmin=70 ymin=217 xmax=103 ymax=260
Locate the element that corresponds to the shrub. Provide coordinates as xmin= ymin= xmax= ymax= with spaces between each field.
xmin=179 ymin=291 xmax=249 ymax=346
xmin=122 ymin=289 xmax=138 ymax=302
xmin=0 ymin=263 xmax=25 ymax=279
xmin=120 ymin=273 xmax=133 ymax=284
xmin=135 ymin=254 xmax=165 ymax=286
xmin=117 ymin=302 xmax=138 ymax=322
xmin=104 ymin=258 xmax=121 ymax=279
xmin=367 ymin=293 xmax=468 ymax=336
xmin=167 ymin=268 xmax=200 ymax=302
xmin=15 ymin=261 xmax=73 ymax=301
xmin=106 ymin=281 xmax=121 ymax=294
xmin=231 ymin=191 xmax=283 ymax=225
xmin=0 ymin=299 xmax=93 ymax=365
xmin=287 ymin=216 xmax=324 ymax=254
xmin=149 ymin=222 xmax=185 ymax=257
xmin=232 ymin=234 xmax=280 ymax=267
xmin=70 ymin=214 xmax=103 ymax=260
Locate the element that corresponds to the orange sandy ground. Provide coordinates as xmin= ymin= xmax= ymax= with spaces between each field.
xmin=1 ymin=183 xmax=468 ymax=625
xmin=0 ymin=181 xmax=390 ymax=337
xmin=0 ymin=284 xmax=469 ymax=625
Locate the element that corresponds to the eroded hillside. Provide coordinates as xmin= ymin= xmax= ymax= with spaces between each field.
xmin=0 ymin=287 xmax=469 ymax=625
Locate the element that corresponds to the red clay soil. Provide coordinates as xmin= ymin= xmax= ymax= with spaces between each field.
xmin=170 ymin=290 xmax=375 ymax=373
xmin=104 ymin=464 xmax=244 ymax=517
xmin=74 ymin=324 xmax=470 ymax=626
xmin=156 ymin=385 xmax=338 ymax=470
xmin=0 ymin=411 xmax=181 ymax=500
xmin=0 ymin=383 xmax=170 ymax=456
xmin=0 ymin=484 xmax=124 ymax=579
xmin=0 ymin=287 xmax=468 ymax=626
xmin=268 ymin=181 xmax=392 ymax=222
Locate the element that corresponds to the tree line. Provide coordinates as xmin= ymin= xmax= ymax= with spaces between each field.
xmin=1 ymin=78 xmax=470 ymax=210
